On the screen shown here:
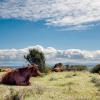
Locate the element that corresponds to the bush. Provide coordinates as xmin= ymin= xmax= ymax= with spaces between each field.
xmin=91 ymin=77 xmax=100 ymax=87
xmin=65 ymin=65 xmax=87 ymax=71
xmin=42 ymin=65 xmax=52 ymax=74
xmin=65 ymin=75 xmax=73 ymax=78
xmin=0 ymin=68 xmax=2 ymax=72
xmin=91 ymin=64 xmax=100 ymax=73
xmin=49 ymin=77 xmax=57 ymax=81
xmin=5 ymin=88 xmax=22 ymax=100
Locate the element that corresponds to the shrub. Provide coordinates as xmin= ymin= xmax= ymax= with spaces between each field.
xmin=49 ymin=77 xmax=57 ymax=81
xmin=91 ymin=64 xmax=100 ymax=73
xmin=65 ymin=65 xmax=87 ymax=71
xmin=0 ymin=68 xmax=1 ymax=72
xmin=65 ymin=75 xmax=73 ymax=78
xmin=42 ymin=65 xmax=52 ymax=74
xmin=5 ymin=88 xmax=21 ymax=100
xmin=72 ymin=73 xmax=77 ymax=76
xmin=91 ymin=77 xmax=100 ymax=87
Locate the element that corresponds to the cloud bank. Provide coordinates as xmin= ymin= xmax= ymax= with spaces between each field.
xmin=0 ymin=0 xmax=100 ymax=29
xmin=0 ymin=45 xmax=100 ymax=66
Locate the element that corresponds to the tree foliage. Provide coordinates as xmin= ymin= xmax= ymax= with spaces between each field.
xmin=24 ymin=49 xmax=45 ymax=72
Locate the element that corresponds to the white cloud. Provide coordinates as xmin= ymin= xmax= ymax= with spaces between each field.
xmin=0 ymin=0 xmax=100 ymax=29
xmin=0 ymin=45 xmax=100 ymax=66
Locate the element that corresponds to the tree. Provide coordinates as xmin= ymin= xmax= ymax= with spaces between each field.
xmin=24 ymin=49 xmax=45 ymax=72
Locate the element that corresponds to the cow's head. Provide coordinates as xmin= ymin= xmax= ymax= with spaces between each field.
xmin=28 ymin=64 xmax=42 ymax=77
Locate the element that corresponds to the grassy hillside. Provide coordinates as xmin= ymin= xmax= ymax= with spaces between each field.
xmin=0 ymin=71 xmax=100 ymax=100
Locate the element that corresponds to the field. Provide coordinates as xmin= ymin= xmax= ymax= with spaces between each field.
xmin=0 ymin=71 xmax=100 ymax=100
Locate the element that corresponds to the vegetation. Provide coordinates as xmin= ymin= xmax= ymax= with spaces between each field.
xmin=91 ymin=77 xmax=100 ymax=87
xmin=1 ymin=71 xmax=100 ymax=100
xmin=91 ymin=64 xmax=100 ymax=73
xmin=1 ymin=62 xmax=100 ymax=100
xmin=65 ymin=65 xmax=87 ymax=71
xmin=43 ymin=65 xmax=52 ymax=74
xmin=24 ymin=49 xmax=46 ymax=72
xmin=52 ymin=63 xmax=88 ymax=72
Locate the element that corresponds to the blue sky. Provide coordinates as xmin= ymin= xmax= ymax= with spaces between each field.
xmin=0 ymin=0 xmax=100 ymax=66
xmin=0 ymin=19 xmax=100 ymax=50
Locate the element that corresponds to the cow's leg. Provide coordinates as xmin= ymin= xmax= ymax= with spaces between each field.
xmin=16 ymin=79 xmax=31 ymax=86
xmin=26 ymin=81 xmax=31 ymax=85
xmin=15 ymin=76 xmax=28 ymax=86
xmin=16 ymin=81 xmax=27 ymax=86
xmin=24 ymin=76 xmax=31 ymax=85
xmin=16 ymin=79 xmax=30 ymax=86
xmin=15 ymin=75 xmax=31 ymax=86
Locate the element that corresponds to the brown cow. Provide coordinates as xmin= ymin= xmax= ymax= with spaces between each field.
xmin=52 ymin=63 xmax=64 ymax=72
xmin=52 ymin=67 xmax=63 ymax=72
xmin=0 ymin=64 xmax=42 ymax=86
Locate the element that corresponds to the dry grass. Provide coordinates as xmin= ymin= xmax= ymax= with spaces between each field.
xmin=0 ymin=71 xmax=100 ymax=100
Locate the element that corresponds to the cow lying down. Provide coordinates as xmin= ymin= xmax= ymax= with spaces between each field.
xmin=0 ymin=64 xmax=42 ymax=86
